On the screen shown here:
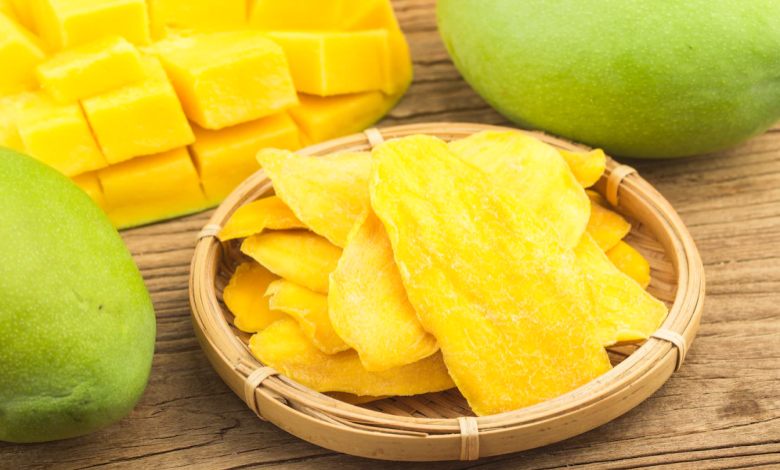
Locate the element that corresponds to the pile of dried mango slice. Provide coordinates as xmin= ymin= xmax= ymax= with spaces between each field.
xmin=219 ymin=131 xmax=668 ymax=416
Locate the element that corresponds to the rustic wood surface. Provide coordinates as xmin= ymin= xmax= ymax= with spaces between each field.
xmin=2 ymin=0 xmax=779 ymax=468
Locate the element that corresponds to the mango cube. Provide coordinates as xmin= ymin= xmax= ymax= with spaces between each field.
xmin=189 ymin=112 xmax=301 ymax=204
xmin=156 ymin=32 xmax=298 ymax=129
xmin=148 ymin=0 xmax=245 ymax=39
xmin=71 ymin=171 xmax=104 ymax=209
xmin=36 ymin=36 xmax=147 ymax=103
xmin=30 ymin=0 xmax=150 ymax=50
xmin=98 ymin=147 xmax=208 ymax=229
xmin=16 ymin=92 xmax=107 ymax=176
xmin=0 ymin=1 xmax=17 ymax=23
xmin=288 ymin=91 xmax=385 ymax=145
xmin=266 ymin=30 xmax=390 ymax=96
xmin=248 ymin=0 xmax=344 ymax=31
xmin=82 ymin=56 xmax=194 ymax=163
xmin=0 ymin=12 xmax=47 ymax=95
xmin=0 ymin=94 xmax=27 ymax=152
xmin=342 ymin=0 xmax=400 ymax=31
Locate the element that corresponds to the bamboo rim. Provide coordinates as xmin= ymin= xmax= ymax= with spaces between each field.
xmin=189 ymin=122 xmax=705 ymax=461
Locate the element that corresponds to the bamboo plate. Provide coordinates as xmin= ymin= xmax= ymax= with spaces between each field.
xmin=189 ymin=122 xmax=705 ymax=461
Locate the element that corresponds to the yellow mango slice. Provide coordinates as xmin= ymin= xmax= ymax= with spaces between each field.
xmin=449 ymin=131 xmax=590 ymax=248
xmin=329 ymin=210 xmax=439 ymax=371
xmin=575 ymin=234 xmax=667 ymax=346
xmin=16 ymin=92 xmax=108 ymax=177
xmin=288 ymin=91 xmax=386 ymax=146
xmin=558 ymin=148 xmax=607 ymax=188
xmin=266 ymin=30 xmax=390 ymax=96
xmin=190 ymin=112 xmax=301 ymax=204
xmin=82 ymin=56 xmax=194 ymax=164
xmin=71 ymin=171 xmax=104 ymax=209
xmin=586 ymin=201 xmax=632 ymax=252
xmin=265 ymin=279 xmax=349 ymax=354
xmin=371 ymin=135 xmax=611 ymax=416
xmin=585 ymin=189 xmax=608 ymax=207
xmin=248 ymin=0 xmax=344 ymax=31
xmin=8 ymin=0 xmax=35 ymax=30
xmin=223 ymin=262 xmax=286 ymax=333
xmin=218 ymin=196 xmax=306 ymax=242
xmin=0 ymin=94 xmax=28 ymax=152
xmin=250 ymin=318 xmax=455 ymax=396
xmin=606 ymin=240 xmax=652 ymax=289
xmin=0 ymin=1 xmax=16 ymax=22
xmin=35 ymin=36 xmax=146 ymax=103
xmin=241 ymin=230 xmax=342 ymax=294
xmin=98 ymin=147 xmax=209 ymax=229
xmin=30 ymin=0 xmax=150 ymax=51
xmin=0 ymin=12 xmax=46 ymax=95
xmin=147 ymin=0 xmax=245 ymax=40
xmin=343 ymin=0 xmax=400 ymax=31
xmin=256 ymin=149 xmax=372 ymax=247
xmin=156 ymin=32 xmax=298 ymax=130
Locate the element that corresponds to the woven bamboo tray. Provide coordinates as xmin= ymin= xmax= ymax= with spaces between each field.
xmin=189 ymin=122 xmax=705 ymax=461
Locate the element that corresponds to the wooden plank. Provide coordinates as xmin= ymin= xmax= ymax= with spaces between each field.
xmin=1 ymin=0 xmax=778 ymax=468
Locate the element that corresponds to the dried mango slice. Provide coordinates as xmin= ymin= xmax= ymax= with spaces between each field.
xmin=256 ymin=149 xmax=372 ymax=247
xmin=241 ymin=230 xmax=342 ymax=294
xmin=329 ymin=210 xmax=439 ymax=371
xmin=607 ymin=241 xmax=652 ymax=289
xmin=586 ymin=189 xmax=608 ymax=207
xmin=218 ymin=196 xmax=306 ymax=242
xmin=575 ymin=234 xmax=667 ymax=346
xmin=558 ymin=149 xmax=607 ymax=188
xmin=249 ymin=318 xmax=455 ymax=396
xmin=223 ymin=262 xmax=286 ymax=333
xmin=265 ymin=279 xmax=349 ymax=354
xmin=586 ymin=201 xmax=632 ymax=252
xmin=449 ymin=131 xmax=589 ymax=248
xmin=371 ymin=134 xmax=611 ymax=416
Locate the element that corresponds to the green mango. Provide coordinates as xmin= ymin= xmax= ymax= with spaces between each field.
xmin=0 ymin=148 xmax=155 ymax=443
xmin=437 ymin=0 xmax=780 ymax=158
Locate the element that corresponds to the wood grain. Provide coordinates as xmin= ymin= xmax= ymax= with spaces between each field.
xmin=2 ymin=0 xmax=778 ymax=468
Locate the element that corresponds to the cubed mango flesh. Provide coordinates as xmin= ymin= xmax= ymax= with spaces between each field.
xmin=71 ymin=171 xmax=104 ymax=209
xmin=342 ymin=0 xmax=400 ymax=31
xmin=248 ymin=0 xmax=345 ymax=31
xmin=30 ymin=0 xmax=150 ymax=50
xmin=189 ymin=112 xmax=300 ymax=204
xmin=98 ymin=147 xmax=208 ymax=229
xmin=8 ymin=0 xmax=35 ymax=31
xmin=148 ymin=0 xmax=245 ymax=40
xmin=288 ymin=91 xmax=386 ymax=145
xmin=266 ymin=30 xmax=390 ymax=96
xmin=0 ymin=12 xmax=47 ymax=95
xmin=0 ymin=1 xmax=17 ymax=23
xmin=0 ymin=94 xmax=27 ymax=152
xmin=36 ymin=35 xmax=147 ymax=103
xmin=82 ymin=56 xmax=194 ymax=163
xmin=156 ymin=32 xmax=298 ymax=130
xmin=16 ymin=92 xmax=107 ymax=176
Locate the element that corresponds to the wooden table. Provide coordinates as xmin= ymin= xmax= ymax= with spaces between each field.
xmin=3 ymin=1 xmax=779 ymax=468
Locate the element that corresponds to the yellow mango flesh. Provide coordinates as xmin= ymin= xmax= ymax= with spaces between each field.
xmin=607 ymin=240 xmax=652 ymax=289
xmin=218 ymin=196 xmax=306 ymax=242
xmin=31 ymin=0 xmax=150 ymax=51
xmin=288 ymin=91 xmax=387 ymax=146
xmin=266 ymin=30 xmax=390 ymax=96
xmin=190 ymin=112 xmax=301 ymax=205
xmin=329 ymin=210 xmax=439 ymax=371
xmin=0 ymin=94 xmax=28 ymax=152
xmin=586 ymin=201 xmax=632 ymax=252
xmin=265 ymin=279 xmax=349 ymax=355
xmin=249 ymin=318 xmax=455 ymax=396
xmin=241 ymin=230 xmax=342 ymax=294
xmin=248 ymin=0 xmax=346 ymax=31
xmin=575 ymin=234 xmax=667 ymax=346
xmin=71 ymin=171 xmax=105 ymax=209
xmin=8 ymin=0 xmax=34 ymax=31
xmin=256 ymin=149 xmax=372 ymax=248
xmin=0 ymin=1 xmax=16 ymax=22
xmin=156 ymin=32 xmax=298 ymax=130
xmin=223 ymin=262 xmax=286 ymax=333
xmin=147 ymin=0 xmax=245 ymax=40
xmin=0 ymin=12 xmax=47 ymax=95
xmin=449 ymin=131 xmax=590 ymax=249
xmin=16 ymin=91 xmax=107 ymax=177
xmin=35 ymin=35 xmax=146 ymax=103
xmin=97 ymin=147 xmax=208 ymax=229
xmin=371 ymin=135 xmax=611 ymax=416
xmin=343 ymin=0 xmax=400 ymax=31
xmin=558 ymin=148 xmax=607 ymax=188
xmin=81 ymin=56 xmax=193 ymax=163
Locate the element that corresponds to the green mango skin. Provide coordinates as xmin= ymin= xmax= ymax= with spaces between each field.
xmin=437 ymin=0 xmax=780 ymax=158
xmin=0 ymin=148 xmax=156 ymax=443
